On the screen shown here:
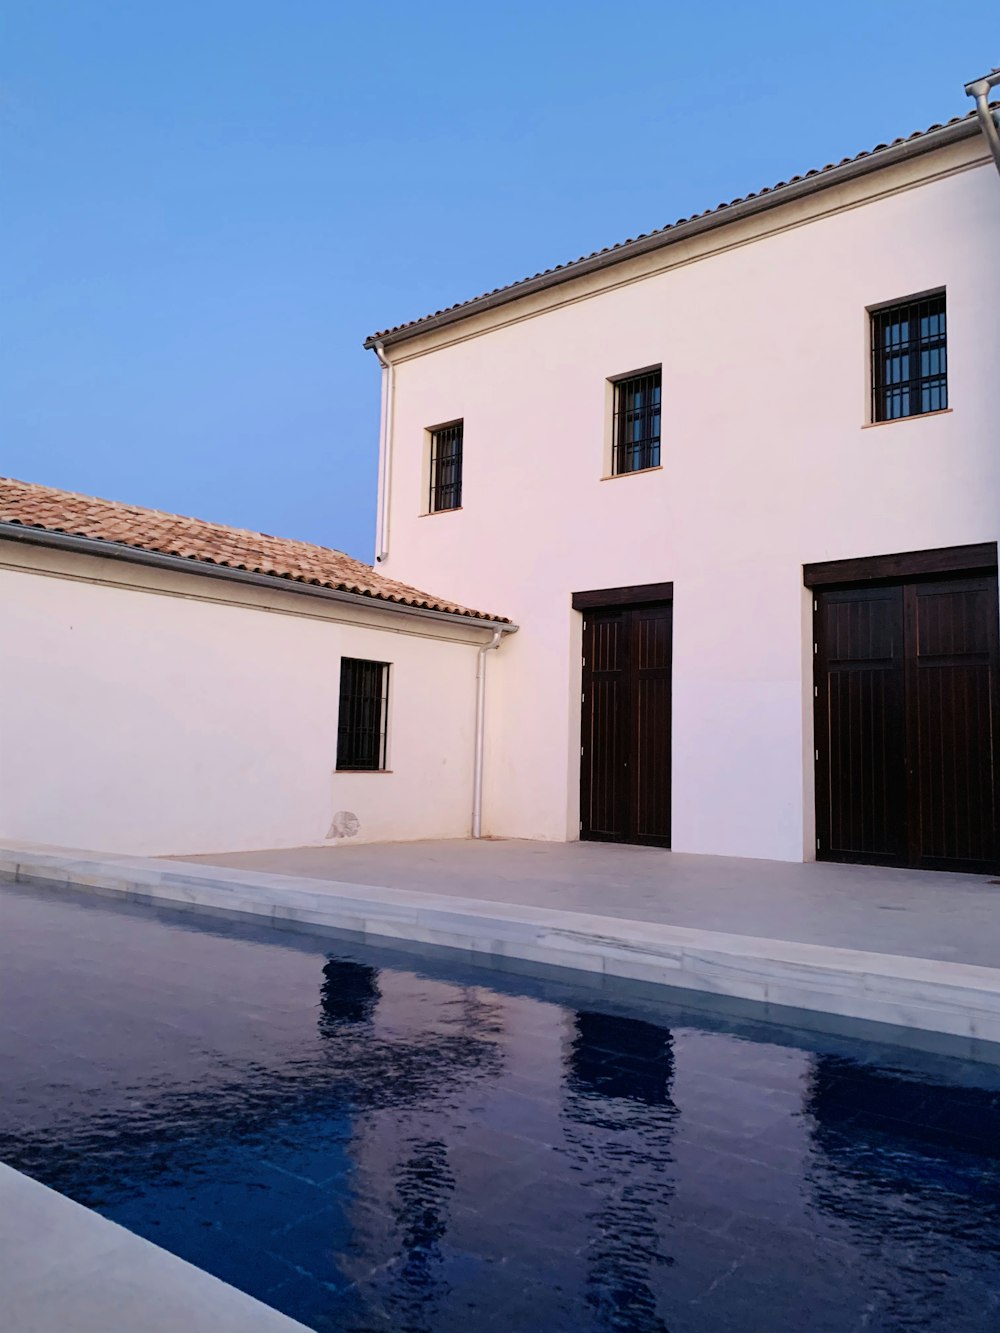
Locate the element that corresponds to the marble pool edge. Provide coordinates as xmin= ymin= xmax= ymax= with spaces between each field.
xmin=4 ymin=844 xmax=1000 ymax=1057
xmin=0 ymin=1160 xmax=310 ymax=1333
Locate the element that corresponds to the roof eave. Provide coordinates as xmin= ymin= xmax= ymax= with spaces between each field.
xmin=364 ymin=115 xmax=983 ymax=353
xmin=0 ymin=521 xmax=515 ymax=632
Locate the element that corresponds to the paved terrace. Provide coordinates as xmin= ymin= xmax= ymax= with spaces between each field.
xmin=178 ymin=839 xmax=1000 ymax=969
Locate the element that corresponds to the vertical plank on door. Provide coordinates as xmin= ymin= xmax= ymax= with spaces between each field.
xmin=633 ymin=604 xmax=672 ymax=845
xmin=581 ymin=611 xmax=628 ymax=839
xmin=909 ymin=577 xmax=999 ymax=869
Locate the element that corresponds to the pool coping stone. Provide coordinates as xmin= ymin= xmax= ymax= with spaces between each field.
xmin=0 ymin=1161 xmax=310 ymax=1333
xmin=3 ymin=843 xmax=1000 ymax=1051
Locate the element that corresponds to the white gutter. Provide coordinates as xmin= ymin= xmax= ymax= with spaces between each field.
xmin=0 ymin=521 xmax=516 ymax=634
xmin=472 ymin=626 xmax=515 ymax=838
xmin=964 ymin=71 xmax=1000 ymax=175
xmin=372 ymin=341 xmax=394 ymax=563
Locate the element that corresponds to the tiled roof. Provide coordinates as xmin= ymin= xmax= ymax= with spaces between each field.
xmin=0 ymin=476 xmax=508 ymax=623
xmin=365 ymin=107 xmax=990 ymax=349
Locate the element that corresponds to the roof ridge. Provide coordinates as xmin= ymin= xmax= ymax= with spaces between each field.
xmin=0 ymin=474 xmax=358 ymax=564
xmin=366 ymin=104 xmax=993 ymax=348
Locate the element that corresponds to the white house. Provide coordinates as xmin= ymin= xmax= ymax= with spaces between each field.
xmin=365 ymin=102 xmax=1000 ymax=873
xmin=4 ymin=92 xmax=998 ymax=872
xmin=0 ymin=478 xmax=513 ymax=855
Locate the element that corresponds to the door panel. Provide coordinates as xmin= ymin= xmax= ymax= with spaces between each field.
xmin=815 ymin=572 xmax=999 ymax=873
xmin=816 ymin=587 xmax=906 ymax=864
xmin=910 ymin=579 xmax=999 ymax=869
xmin=581 ymin=612 xmax=628 ymax=839
xmin=634 ymin=606 xmax=672 ymax=844
xmin=581 ymin=602 xmax=671 ymax=847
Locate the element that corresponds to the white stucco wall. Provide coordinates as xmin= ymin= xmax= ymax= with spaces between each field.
xmin=376 ymin=138 xmax=1000 ymax=860
xmin=0 ymin=542 xmax=488 ymax=856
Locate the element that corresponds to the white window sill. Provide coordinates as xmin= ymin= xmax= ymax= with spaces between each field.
xmin=600 ymin=466 xmax=664 ymax=481
xmin=862 ymin=408 xmax=952 ymax=430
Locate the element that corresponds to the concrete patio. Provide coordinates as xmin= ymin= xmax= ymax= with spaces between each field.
xmin=177 ymin=838 xmax=1000 ymax=969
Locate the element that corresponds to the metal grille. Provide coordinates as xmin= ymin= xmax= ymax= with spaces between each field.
xmin=612 ymin=370 xmax=661 ymax=474
xmin=429 ymin=421 xmax=463 ymax=512
xmin=336 ymin=658 xmax=390 ymax=770
xmin=871 ymin=293 xmax=947 ymax=423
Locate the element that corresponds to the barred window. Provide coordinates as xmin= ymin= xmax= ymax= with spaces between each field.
xmin=429 ymin=421 xmax=463 ymax=512
xmin=870 ymin=293 xmax=947 ymax=423
xmin=336 ymin=658 xmax=389 ymax=771
xmin=612 ymin=369 xmax=661 ymax=475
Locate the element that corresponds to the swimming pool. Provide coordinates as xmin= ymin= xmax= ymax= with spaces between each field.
xmin=2 ymin=880 xmax=999 ymax=1331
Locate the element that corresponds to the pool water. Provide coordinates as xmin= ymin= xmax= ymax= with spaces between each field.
xmin=2 ymin=882 xmax=1000 ymax=1332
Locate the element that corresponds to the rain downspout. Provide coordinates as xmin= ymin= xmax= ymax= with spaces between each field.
xmin=472 ymin=626 xmax=514 ymax=838
xmin=965 ymin=70 xmax=1000 ymax=176
xmin=372 ymin=342 xmax=394 ymax=563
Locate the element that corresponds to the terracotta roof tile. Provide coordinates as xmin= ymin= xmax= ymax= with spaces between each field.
xmin=0 ymin=476 xmax=508 ymax=623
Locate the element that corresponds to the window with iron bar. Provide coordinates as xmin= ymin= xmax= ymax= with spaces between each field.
xmin=612 ymin=369 xmax=661 ymax=475
xmin=336 ymin=658 xmax=390 ymax=771
xmin=870 ymin=292 xmax=947 ymax=423
xmin=429 ymin=421 xmax=463 ymax=512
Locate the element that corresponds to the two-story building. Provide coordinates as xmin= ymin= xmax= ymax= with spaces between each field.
xmin=366 ymin=105 xmax=1000 ymax=874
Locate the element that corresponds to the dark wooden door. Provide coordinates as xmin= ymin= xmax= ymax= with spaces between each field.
xmin=581 ymin=602 xmax=672 ymax=846
xmin=814 ymin=585 xmax=907 ymax=865
xmin=815 ymin=574 xmax=1000 ymax=872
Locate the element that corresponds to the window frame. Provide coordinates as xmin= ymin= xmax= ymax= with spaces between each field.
xmin=336 ymin=657 xmax=391 ymax=772
xmin=428 ymin=419 xmax=464 ymax=513
xmin=610 ymin=367 xmax=662 ymax=476
xmin=868 ymin=290 xmax=948 ymax=424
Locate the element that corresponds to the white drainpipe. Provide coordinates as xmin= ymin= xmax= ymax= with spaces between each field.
xmin=370 ymin=342 xmax=513 ymax=835
xmin=472 ymin=627 xmax=513 ymax=838
xmin=965 ymin=70 xmax=1000 ymax=175
xmin=372 ymin=342 xmax=394 ymax=563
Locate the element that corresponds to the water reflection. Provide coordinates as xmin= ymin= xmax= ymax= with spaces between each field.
xmin=319 ymin=958 xmax=380 ymax=1027
xmin=570 ymin=1010 xmax=675 ymax=1108
xmin=805 ymin=1053 xmax=1000 ymax=1325
xmin=565 ymin=1012 xmax=677 ymax=1332
xmin=808 ymin=1054 xmax=1000 ymax=1165
xmin=391 ymin=1138 xmax=455 ymax=1330
xmin=0 ymin=952 xmax=502 ymax=1205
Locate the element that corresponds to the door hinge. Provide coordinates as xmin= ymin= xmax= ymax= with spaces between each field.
xmin=814 ymin=685 xmax=818 ymax=698
xmin=813 ymin=599 xmax=818 ymax=612
xmin=581 ymin=745 xmax=584 ymax=756
xmin=815 ymin=749 xmax=820 ymax=762
xmin=817 ymin=838 xmax=821 ymax=850
xmin=581 ymin=692 xmax=585 ymax=703
xmin=813 ymin=642 xmax=818 ymax=654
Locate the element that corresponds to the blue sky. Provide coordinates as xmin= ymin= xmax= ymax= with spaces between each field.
xmin=2 ymin=3 xmax=995 ymax=559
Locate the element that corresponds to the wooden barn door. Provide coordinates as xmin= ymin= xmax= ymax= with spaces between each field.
xmin=580 ymin=599 xmax=672 ymax=847
xmin=814 ymin=570 xmax=1000 ymax=873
